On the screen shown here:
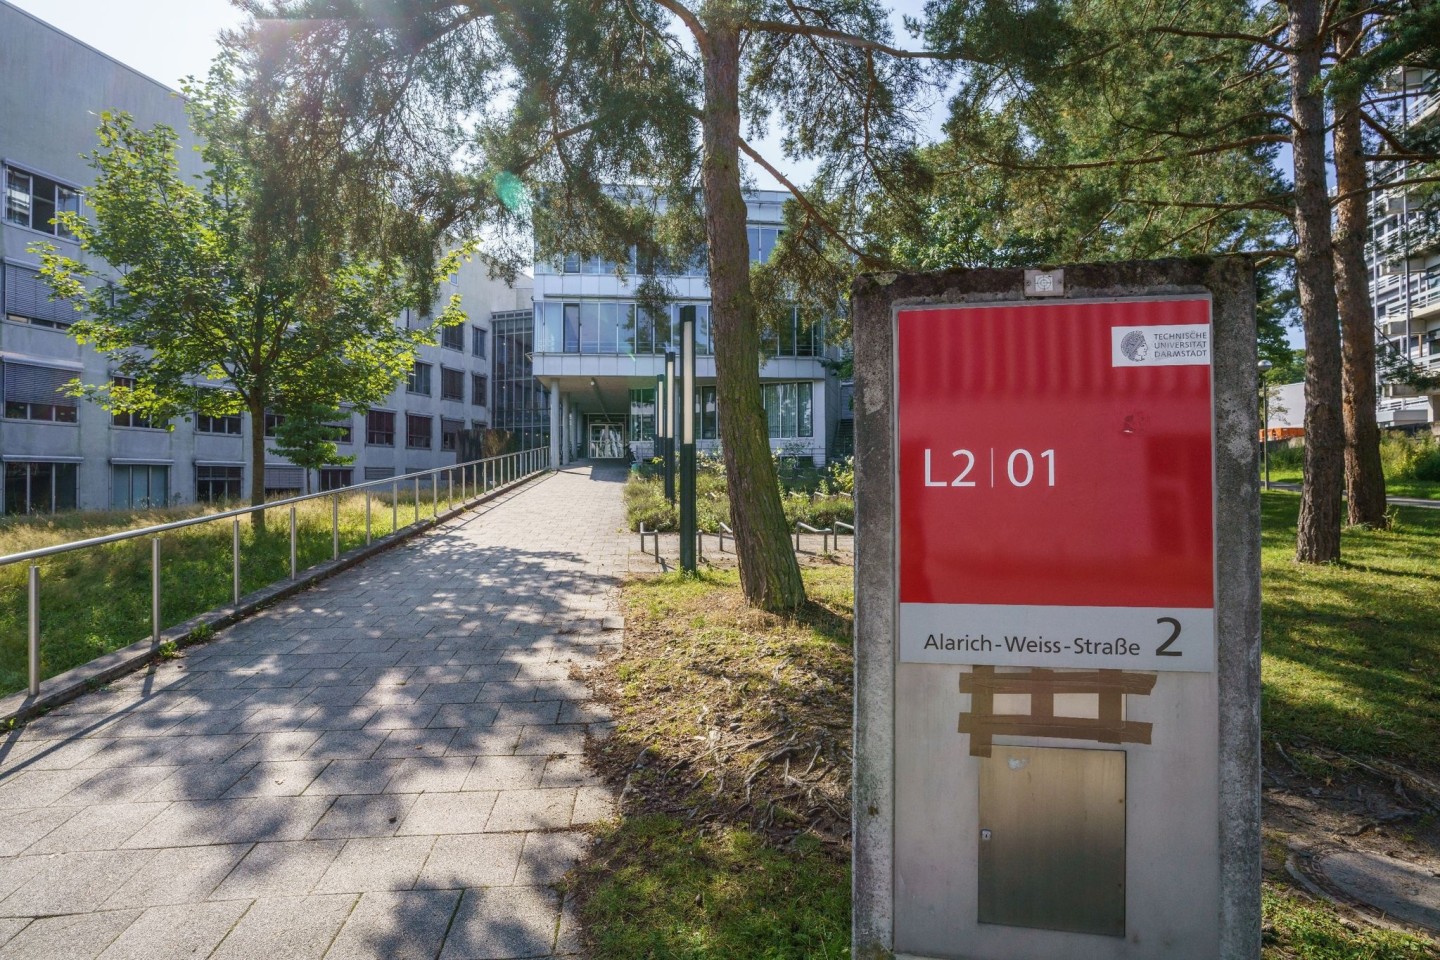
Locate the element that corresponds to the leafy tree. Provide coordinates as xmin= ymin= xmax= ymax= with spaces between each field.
xmin=37 ymin=67 xmax=462 ymax=522
xmin=269 ymin=403 xmax=354 ymax=493
xmin=919 ymin=0 xmax=1440 ymax=561
xmin=241 ymin=0 xmax=956 ymax=612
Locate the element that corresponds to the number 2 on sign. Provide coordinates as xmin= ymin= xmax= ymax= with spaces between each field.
xmin=924 ymin=448 xmax=1055 ymax=488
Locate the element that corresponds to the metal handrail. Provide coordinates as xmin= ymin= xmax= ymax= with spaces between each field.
xmin=4 ymin=447 xmax=552 ymax=698
xmin=717 ymin=522 xmax=733 ymax=553
xmin=794 ymin=521 xmax=827 ymax=552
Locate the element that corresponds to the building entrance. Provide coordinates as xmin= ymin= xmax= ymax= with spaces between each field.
xmin=588 ymin=422 xmax=625 ymax=459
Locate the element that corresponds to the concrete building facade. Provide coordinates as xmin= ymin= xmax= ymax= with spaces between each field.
xmin=0 ymin=0 xmax=525 ymax=516
xmin=1371 ymin=67 xmax=1440 ymax=432
xmin=531 ymin=190 xmax=847 ymax=467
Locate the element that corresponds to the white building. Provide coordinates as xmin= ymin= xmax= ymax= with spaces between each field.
xmin=531 ymin=190 xmax=847 ymax=465
xmin=0 ymin=0 xmax=526 ymax=515
xmin=1370 ymin=67 xmax=1440 ymax=432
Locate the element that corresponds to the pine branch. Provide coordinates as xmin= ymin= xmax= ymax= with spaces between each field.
xmin=1331 ymin=173 xmax=1440 ymax=207
xmin=745 ymin=18 xmax=966 ymax=61
xmin=960 ymin=133 xmax=1289 ymax=174
xmin=1147 ymin=25 xmax=1292 ymax=56
xmin=733 ymin=135 xmax=873 ymax=265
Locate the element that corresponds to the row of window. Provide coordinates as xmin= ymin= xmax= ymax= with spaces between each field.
xmin=437 ymin=324 xmax=487 ymax=358
xmin=625 ymin=381 xmax=814 ymax=443
xmin=4 ymin=165 xmax=80 ymax=240
xmin=405 ymin=362 xmax=489 ymax=404
xmin=0 ymin=362 xmax=489 ymax=427
xmin=533 ymin=301 xmax=823 ymax=359
xmin=543 ymin=226 xmax=783 ymax=277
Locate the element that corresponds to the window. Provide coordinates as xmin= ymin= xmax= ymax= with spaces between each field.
xmin=761 ymin=382 xmax=813 ymax=439
xmin=195 ymin=465 xmax=243 ymax=503
xmin=3 ymin=461 xmax=78 ymax=515
xmin=264 ymin=412 xmax=284 ymax=437
xmin=406 ymin=413 xmax=433 ymax=449
xmin=2 ymin=362 xmax=78 ymax=422
xmin=366 ymin=410 xmax=396 ymax=446
xmin=700 ymin=385 xmax=718 ymax=440
xmin=112 ymin=464 xmax=169 ymax=509
xmin=471 ymin=327 xmax=487 ymax=358
xmin=441 ymin=418 xmax=464 ymax=451
xmin=363 ymin=466 xmax=394 ymax=481
xmin=319 ymin=468 xmax=353 ymax=491
xmin=264 ymin=465 xmax=304 ymax=497
xmin=628 ymin=388 xmax=656 ymax=442
xmin=748 ymin=225 xmax=781 ymax=264
xmin=4 ymin=263 xmax=79 ymax=328
xmin=328 ymin=416 xmax=354 ymax=444
xmin=440 ymin=324 xmax=465 ymax=352
xmin=471 ymin=373 xmax=488 ymax=407
xmin=441 ymin=366 xmax=465 ymax=401
xmin=197 ymin=411 xmax=242 ymax=435
xmin=4 ymin=165 xmax=80 ymax=238
xmin=407 ymin=361 xmax=432 ymax=396
xmin=110 ymin=377 xmax=164 ymax=429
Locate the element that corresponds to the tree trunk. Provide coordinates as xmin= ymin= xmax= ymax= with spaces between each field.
xmin=1332 ymin=14 xmax=1389 ymax=528
xmin=248 ymin=394 xmax=269 ymax=532
xmin=1287 ymin=0 xmax=1345 ymax=563
xmin=700 ymin=24 xmax=806 ymax=612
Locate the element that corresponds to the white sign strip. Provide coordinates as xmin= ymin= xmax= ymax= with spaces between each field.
xmin=1111 ymin=324 xmax=1211 ymax=366
xmin=900 ymin=603 xmax=1216 ymax=672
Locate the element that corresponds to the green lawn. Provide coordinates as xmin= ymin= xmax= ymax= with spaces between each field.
xmin=1265 ymin=466 xmax=1440 ymax=501
xmin=580 ymin=496 xmax=1440 ymax=958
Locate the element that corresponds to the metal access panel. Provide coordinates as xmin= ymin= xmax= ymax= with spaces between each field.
xmin=978 ymin=746 xmax=1126 ymax=938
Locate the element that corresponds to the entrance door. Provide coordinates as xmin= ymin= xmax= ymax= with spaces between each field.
xmin=588 ymin=422 xmax=625 ymax=459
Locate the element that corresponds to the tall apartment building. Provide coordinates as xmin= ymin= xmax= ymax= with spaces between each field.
xmin=531 ymin=190 xmax=847 ymax=466
xmin=0 ymin=0 xmax=526 ymax=516
xmin=1371 ymin=67 xmax=1440 ymax=432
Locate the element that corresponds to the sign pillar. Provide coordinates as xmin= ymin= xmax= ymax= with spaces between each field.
xmin=850 ymin=259 xmax=1262 ymax=960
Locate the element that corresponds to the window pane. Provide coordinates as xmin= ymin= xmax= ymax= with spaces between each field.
xmin=55 ymin=463 xmax=78 ymax=510
xmin=563 ymin=303 xmax=580 ymax=353
xmin=598 ymin=302 xmax=619 ymax=354
xmin=797 ymin=382 xmax=813 ymax=437
xmin=579 ymin=302 xmax=599 ymax=353
xmin=4 ymin=169 xmax=31 ymax=226
xmin=764 ymin=385 xmax=780 ymax=438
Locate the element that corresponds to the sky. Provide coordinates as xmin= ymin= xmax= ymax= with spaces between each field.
xmin=8 ymin=0 xmax=940 ymax=193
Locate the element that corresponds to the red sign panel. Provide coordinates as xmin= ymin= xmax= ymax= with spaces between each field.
xmin=896 ymin=297 xmax=1215 ymax=671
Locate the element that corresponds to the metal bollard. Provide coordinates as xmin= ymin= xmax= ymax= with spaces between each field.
xmin=232 ymin=518 xmax=241 ymax=604
xmin=332 ymin=495 xmax=340 ymax=560
xmin=289 ymin=506 xmax=298 ymax=580
xmin=28 ymin=565 xmax=40 ymax=697
xmin=151 ymin=537 xmax=162 ymax=643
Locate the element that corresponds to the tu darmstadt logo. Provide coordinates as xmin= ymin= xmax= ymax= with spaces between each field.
xmin=1119 ymin=330 xmax=1150 ymax=362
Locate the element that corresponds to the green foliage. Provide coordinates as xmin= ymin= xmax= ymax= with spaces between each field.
xmin=156 ymin=640 xmax=180 ymax=661
xmin=1261 ymin=887 xmax=1435 ymax=959
xmin=580 ymin=815 xmax=851 ymax=960
xmin=270 ymin=402 xmax=356 ymax=480
xmin=625 ymin=465 xmax=853 ymax=534
xmin=36 ymin=61 xmax=463 ymax=503
xmin=1379 ymin=434 xmax=1440 ymax=483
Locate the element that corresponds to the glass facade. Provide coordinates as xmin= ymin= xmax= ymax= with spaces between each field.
xmin=4 ymin=461 xmax=78 ymax=515
xmin=492 ymin=309 xmax=549 ymax=451
xmin=628 ymin=388 xmax=656 ymax=442
xmin=534 ymin=301 xmax=712 ymax=356
xmin=111 ymin=464 xmax=169 ymax=509
xmin=762 ymin=382 xmax=813 ymax=439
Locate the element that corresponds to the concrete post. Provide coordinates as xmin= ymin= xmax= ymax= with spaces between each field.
xmin=549 ymin=381 xmax=561 ymax=470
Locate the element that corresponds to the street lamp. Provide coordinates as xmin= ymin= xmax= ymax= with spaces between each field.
xmin=663 ymin=351 xmax=676 ymax=503
xmin=679 ymin=307 xmax=697 ymax=573
xmin=1258 ymin=360 xmax=1273 ymax=490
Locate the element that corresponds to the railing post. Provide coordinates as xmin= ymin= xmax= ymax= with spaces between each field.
xmin=432 ymin=473 xmax=438 ymax=517
xmin=289 ymin=506 xmax=298 ymax=580
xmin=414 ymin=476 xmax=420 ymax=524
xmin=27 ymin=565 xmax=40 ymax=697
xmin=447 ymin=470 xmax=453 ymax=510
xmin=392 ymin=481 xmax=398 ymax=534
xmin=232 ymin=518 xmax=241 ymax=605
xmin=365 ymin=489 xmax=372 ymax=545
xmin=332 ymin=495 xmax=340 ymax=560
xmin=151 ymin=536 xmax=162 ymax=643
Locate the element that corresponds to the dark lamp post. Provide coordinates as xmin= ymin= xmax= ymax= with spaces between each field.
xmin=679 ymin=308 xmax=697 ymax=573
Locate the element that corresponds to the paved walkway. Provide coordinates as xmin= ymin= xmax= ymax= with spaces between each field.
xmin=0 ymin=463 xmax=628 ymax=960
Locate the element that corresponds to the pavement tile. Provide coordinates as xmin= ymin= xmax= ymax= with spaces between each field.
xmin=438 ymin=886 xmax=560 ymax=960
xmin=52 ymin=765 xmax=175 ymax=805
xmin=442 ymin=727 xmax=521 ymax=758
xmin=491 ymin=702 xmax=562 ymax=727
xmin=416 ymin=834 xmax=524 ymax=889
xmin=324 ymin=889 xmax=460 ymax=960
xmin=303 ymin=759 xmax=401 ymax=796
xmin=396 ymin=792 xmax=498 ymax=836
xmin=363 ymin=704 xmax=442 ymax=730
xmin=0 ymin=768 xmax=99 ymax=808
xmin=222 ymin=761 xmax=327 ymax=798
xmin=375 ymin=729 xmax=458 ymax=759
xmin=384 ymin=758 xmax=476 ymax=795
xmin=307 ymin=794 xmax=418 ymax=840
xmin=227 ymin=731 xmax=322 ymax=763
xmin=209 ymin=840 xmax=345 ymax=900
xmin=571 ymin=787 xmax=617 ymax=825
xmin=0 ymin=910 xmax=138 ymax=960
xmin=0 ymin=919 xmax=28 ymax=952
xmin=94 ymin=899 xmax=249 ymax=960
xmin=313 ymin=836 xmax=437 ymax=893
xmin=0 ymin=737 xmax=111 ymax=772
xmin=303 ymin=730 xmax=385 ymax=761
xmin=100 ymin=843 xmax=251 ymax=909
xmin=22 ymin=802 xmax=170 ymax=855
xmin=297 ymin=705 xmax=381 ymax=732
xmin=513 ymin=726 xmax=587 ymax=756
xmin=484 ymin=790 xmax=576 ymax=832
xmin=427 ymin=705 xmax=501 ymax=730
xmin=0 ymin=808 xmax=79 ymax=856
xmin=0 ymin=850 xmax=155 ymax=917
xmin=209 ymin=894 xmax=358 ymax=960
xmin=476 ymin=683 xmax=541 ymax=703
xmin=539 ymin=756 xmax=593 ymax=789
xmin=460 ymin=756 xmax=546 ymax=792
xmin=516 ymin=832 xmax=590 ymax=886
xmin=139 ymin=761 xmax=255 ymax=802
xmin=122 ymin=797 xmax=336 ymax=848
